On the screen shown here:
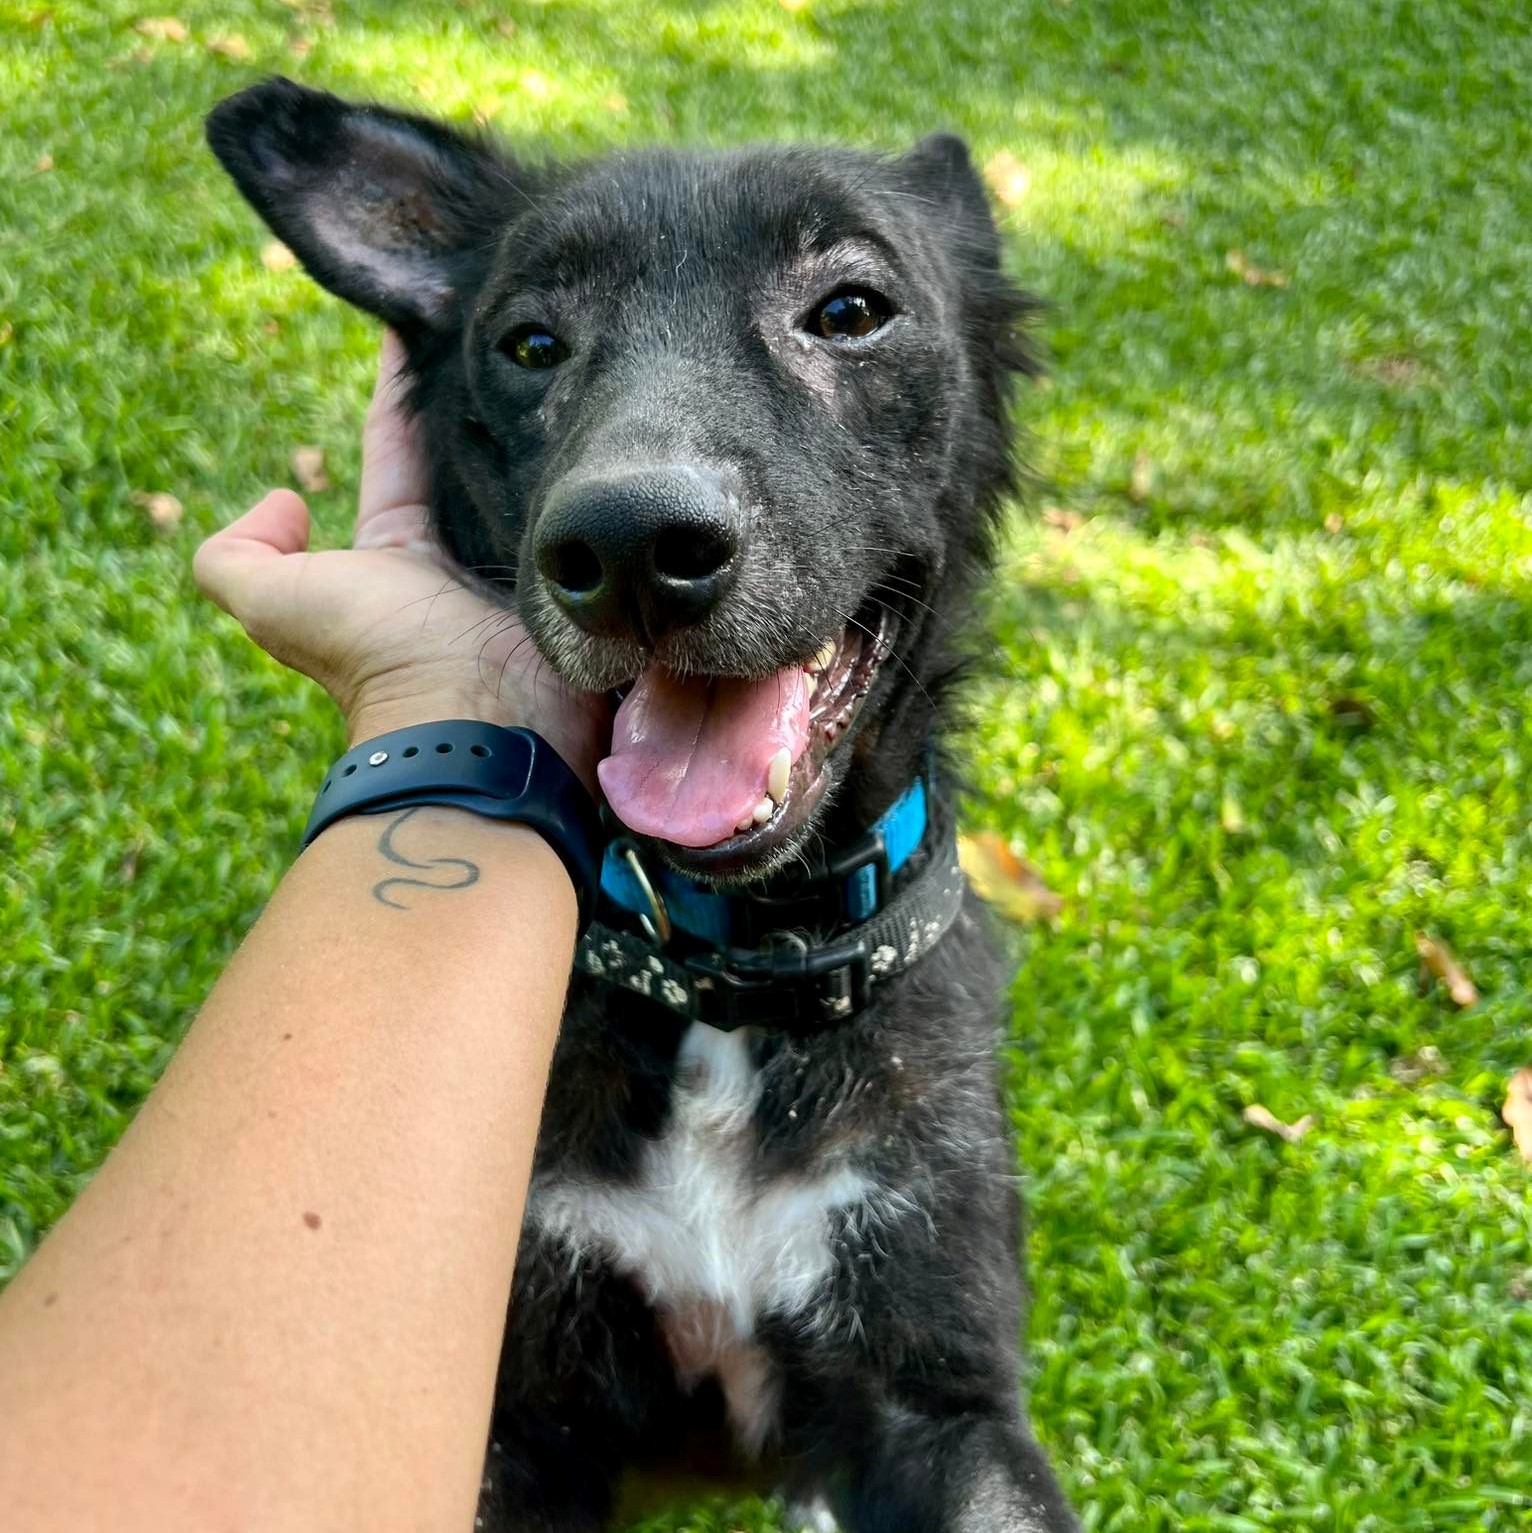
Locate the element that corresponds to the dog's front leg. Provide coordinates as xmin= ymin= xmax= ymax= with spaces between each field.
xmin=769 ymin=1119 xmax=1082 ymax=1533
xmin=475 ymin=1412 xmax=619 ymax=1533
xmin=834 ymin=1405 xmax=1080 ymax=1533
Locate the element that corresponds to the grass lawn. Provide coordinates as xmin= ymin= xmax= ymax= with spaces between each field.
xmin=4 ymin=0 xmax=1532 ymax=1527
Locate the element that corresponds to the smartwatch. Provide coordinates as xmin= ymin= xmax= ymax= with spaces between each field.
xmin=301 ymin=721 xmax=602 ymax=929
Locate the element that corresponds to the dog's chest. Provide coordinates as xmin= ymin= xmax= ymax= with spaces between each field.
xmin=529 ymin=1023 xmax=872 ymax=1449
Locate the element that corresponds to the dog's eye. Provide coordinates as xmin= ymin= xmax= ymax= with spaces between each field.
xmin=809 ymin=287 xmax=894 ymax=341
xmin=502 ymin=326 xmax=568 ymax=370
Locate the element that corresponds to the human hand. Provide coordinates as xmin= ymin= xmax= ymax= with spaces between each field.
xmin=195 ymin=333 xmax=607 ymax=789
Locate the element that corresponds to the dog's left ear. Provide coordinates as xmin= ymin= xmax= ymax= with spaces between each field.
xmin=207 ymin=77 xmax=521 ymax=338
xmin=898 ymin=134 xmax=1001 ymax=261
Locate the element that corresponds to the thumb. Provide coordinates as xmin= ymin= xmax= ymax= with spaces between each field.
xmin=194 ymin=489 xmax=311 ymax=619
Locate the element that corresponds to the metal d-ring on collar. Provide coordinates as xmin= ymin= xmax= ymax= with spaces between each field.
xmin=575 ymin=841 xmax=967 ymax=1031
xmin=576 ymin=771 xmax=967 ymax=1031
xmin=617 ymin=840 xmax=671 ymax=946
xmin=596 ymin=774 xmax=932 ymax=952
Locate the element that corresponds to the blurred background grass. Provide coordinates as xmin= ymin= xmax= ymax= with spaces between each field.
xmin=3 ymin=1 xmax=1532 ymax=1528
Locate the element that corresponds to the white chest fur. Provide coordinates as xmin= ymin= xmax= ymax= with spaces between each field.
xmin=528 ymin=1023 xmax=873 ymax=1451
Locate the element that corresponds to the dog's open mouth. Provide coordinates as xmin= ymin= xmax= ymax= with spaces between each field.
xmin=595 ymin=603 xmax=895 ymax=865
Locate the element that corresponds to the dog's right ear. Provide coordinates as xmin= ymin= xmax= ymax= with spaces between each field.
xmin=207 ymin=78 xmax=517 ymax=337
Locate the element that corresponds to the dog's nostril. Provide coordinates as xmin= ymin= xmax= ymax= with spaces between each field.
xmin=653 ymin=526 xmax=735 ymax=584
xmin=548 ymin=540 xmax=604 ymax=595
xmin=536 ymin=467 xmax=744 ymax=636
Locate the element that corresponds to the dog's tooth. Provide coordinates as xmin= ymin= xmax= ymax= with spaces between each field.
xmin=752 ymin=796 xmax=775 ymax=825
xmin=767 ymin=747 xmax=791 ymax=803
xmin=805 ymin=671 xmax=818 ymax=697
xmin=809 ymin=639 xmax=836 ymax=674
xmin=736 ymin=816 xmax=755 ymax=833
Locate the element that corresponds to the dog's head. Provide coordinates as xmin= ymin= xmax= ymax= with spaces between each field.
xmin=209 ymin=79 xmax=1035 ymax=882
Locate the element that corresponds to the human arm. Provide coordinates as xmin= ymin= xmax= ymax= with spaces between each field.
xmin=0 ymin=810 xmax=573 ymax=1533
xmin=0 ymin=334 xmax=599 ymax=1532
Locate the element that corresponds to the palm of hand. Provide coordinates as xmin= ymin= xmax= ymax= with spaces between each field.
xmin=195 ymin=336 xmax=607 ymax=785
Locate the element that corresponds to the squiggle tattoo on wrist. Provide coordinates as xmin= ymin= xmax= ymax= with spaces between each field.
xmin=371 ymin=806 xmax=481 ymax=909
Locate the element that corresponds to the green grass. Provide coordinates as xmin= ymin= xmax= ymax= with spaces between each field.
xmin=4 ymin=0 xmax=1532 ymax=1527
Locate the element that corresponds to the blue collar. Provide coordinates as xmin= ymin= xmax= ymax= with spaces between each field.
xmin=598 ymin=776 xmax=931 ymax=949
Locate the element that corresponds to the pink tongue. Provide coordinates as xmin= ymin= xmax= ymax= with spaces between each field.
xmin=597 ymin=665 xmax=812 ymax=848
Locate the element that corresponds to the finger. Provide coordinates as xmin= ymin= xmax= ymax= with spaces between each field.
xmin=356 ymin=328 xmax=431 ymax=551
xmin=194 ymin=488 xmax=310 ymax=618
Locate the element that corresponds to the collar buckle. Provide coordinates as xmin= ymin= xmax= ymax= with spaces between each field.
xmin=684 ymin=936 xmax=872 ymax=1030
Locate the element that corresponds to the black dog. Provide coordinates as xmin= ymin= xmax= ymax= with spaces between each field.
xmin=208 ymin=78 xmax=1078 ymax=1533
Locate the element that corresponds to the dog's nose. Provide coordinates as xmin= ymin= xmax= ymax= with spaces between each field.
xmin=534 ymin=466 xmax=744 ymax=640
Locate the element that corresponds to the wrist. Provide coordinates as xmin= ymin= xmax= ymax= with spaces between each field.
xmin=303 ymin=720 xmax=605 ymax=929
xmin=346 ymin=690 xmax=514 ymax=748
xmin=307 ymin=806 xmax=580 ymax=930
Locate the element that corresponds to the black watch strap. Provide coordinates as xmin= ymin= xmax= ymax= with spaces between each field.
xmin=301 ymin=722 xmax=602 ymax=929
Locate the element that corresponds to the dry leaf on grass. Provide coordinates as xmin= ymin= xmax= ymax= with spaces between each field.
xmin=132 ymin=490 xmax=183 ymax=530
xmin=1042 ymin=505 xmax=1084 ymax=533
xmin=1415 ymin=932 xmax=1479 ymax=1008
xmin=958 ymin=832 xmax=1063 ymax=924
xmin=260 ymin=240 xmax=297 ymax=272
xmin=207 ymin=33 xmax=253 ymax=61
xmin=1324 ymin=511 xmax=1345 ymax=534
xmin=1390 ymin=1045 xmax=1446 ymax=1084
xmin=34 ymin=153 xmax=54 ymax=173
xmin=983 ymin=151 xmax=1031 ymax=208
xmin=1502 ymin=1069 xmax=1532 ymax=1164
xmin=601 ymin=92 xmax=629 ymax=114
xmin=1243 ymin=1104 xmax=1314 ymax=1143
xmin=291 ymin=446 xmax=330 ymax=493
xmin=1347 ymin=353 xmax=1432 ymax=390
xmin=1225 ymin=249 xmax=1290 ymax=289
xmin=1129 ymin=450 xmax=1153 ymax=502
xmin=134 ymin=16 xmax=188 ymax=42
xmin=119 ymin=841 xmax=144 ymax=883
